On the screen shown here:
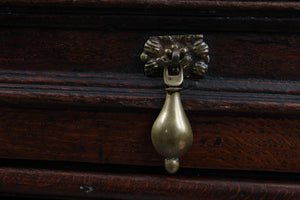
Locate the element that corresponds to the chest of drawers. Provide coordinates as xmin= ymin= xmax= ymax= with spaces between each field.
xmin=0 ymin=0 xmax=299 ymax=199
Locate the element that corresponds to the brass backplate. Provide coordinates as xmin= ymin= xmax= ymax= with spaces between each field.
xmin=140 ymin=35 xmax=209 ymax=78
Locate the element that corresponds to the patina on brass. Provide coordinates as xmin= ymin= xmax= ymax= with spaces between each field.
xmin=140 ymin=35 xmax=209 ymax=78
xmin=140 ymin=35 xmax=209 ymax=173
xmin=152 ymin=90 xmax=193 ymax=174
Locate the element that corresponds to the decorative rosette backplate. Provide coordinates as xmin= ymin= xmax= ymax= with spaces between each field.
xmin=140 ymin=35 xmax=209 ymax=78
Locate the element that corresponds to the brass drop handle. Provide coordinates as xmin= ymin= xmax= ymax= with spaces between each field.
xmin=152 ymin=66 xmax=193 ymax=173
xmin=140 ymin=35 xmax=209 ymax=173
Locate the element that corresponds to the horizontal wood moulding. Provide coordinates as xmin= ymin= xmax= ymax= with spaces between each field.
xmin=0 ymin=166 xmax=300 ymax=200
xmin=0 ymin=70 xmax=299 ymax=94
xmin=0 ymin=106 xmax=299 ymax=172
xmin=0 ymin=30 xmax=299 ymax=80
xmin=0 ymin=71 xmax=299 ymax=114
xmin=0 ymin=0 xmax=299 ymax=11
xmin=0 ymin=9 xmax=298 ymax=32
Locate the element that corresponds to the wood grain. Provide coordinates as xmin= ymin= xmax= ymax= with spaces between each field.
xmin=0 ymin=10 xmax=298 ymax=33
xmin=0 ymin=70 xmax=299 ymax=94
xmin=0 ymin=166 xmax=300 ymax=200
xmin=0 ymin=71 xmax=298 ymax=114
xmin=0 ymin=105 xmax=299 ymax=172
xmin=0 ymin=0 xmax=298 ymax=199
xmin=0 ymin=0 xmax=299 ymax=32
xmin=0 ymin=29 xmax=299 ymax=80
xmin=0 ymin=0 xmax=299 ymax=11
xmin=206 ymin=33 xmax=300 ymax=80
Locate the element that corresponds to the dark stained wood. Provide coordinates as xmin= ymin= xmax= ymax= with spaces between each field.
xmin=0 ymin=10 xmax=298 ymax=33
xmin=0 ymin=0 xmax=299 ymax=11
xmin=0 ymin=29 xmax=299 ymax=80
xmin=0 ymin=196 xmax=55 ymax=200
xmin=206 ymin=33 xmax=300 ymax=80
xmin=0 ymin=72 xmax=299 ymax=114
xmin=0 ymin=0 xmax=299 ymax=199
xmin=0 ymin=2 xmax=299 ymax=33
xmin=0 ymin=105 xmax=299 ymax=172
xmin=0 ymin=29 xmax=145 ymax=74
xmin=1 ymin=166 xmax=300 ymax=200
xmin=0 ymin=70 xmax=299 ymax=94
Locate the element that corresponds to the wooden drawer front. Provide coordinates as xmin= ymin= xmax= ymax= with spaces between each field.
xmin=0 ymin=30 xmax=299 ymax=80
xmin=0 ymin=0 xmax=298 ymax=174
xmin=0 ymin=104 xmax=299 ymax=172
xmin=0 ymin=166 xmax=300 ymax=200
xmin=0 ymin=1 xmax=299 ymax=199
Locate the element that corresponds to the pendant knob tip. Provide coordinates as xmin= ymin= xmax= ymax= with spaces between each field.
xmin=165 ymin=158 xmax=180 ymax=174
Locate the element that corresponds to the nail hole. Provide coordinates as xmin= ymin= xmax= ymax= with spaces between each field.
xmin=80 ymin=185 xmax=94 ymax=193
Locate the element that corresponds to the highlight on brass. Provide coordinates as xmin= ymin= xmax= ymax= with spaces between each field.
xmin=140 ymin=35 xmax=209 ymax=173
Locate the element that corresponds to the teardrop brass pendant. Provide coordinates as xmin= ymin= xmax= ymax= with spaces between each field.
xmin=151 ymin=55 xmax=193 ymax=173
xmin=151 ymin=91 xmax=193 ymax=173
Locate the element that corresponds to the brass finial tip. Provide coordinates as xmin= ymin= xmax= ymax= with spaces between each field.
xmin=165 ymin=158 xmax=179 ymax=174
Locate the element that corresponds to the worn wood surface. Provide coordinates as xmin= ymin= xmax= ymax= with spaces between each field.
xmin=0 ymin=166 xmax=300 ymax=200
xmin=0 ymin=0 xmax=299 ymax=11
xmin=0 ymin=71 xmax=298 ymax=114
xmin=0 ymin=104 xmax=299 ymax=172
xmin=0 ymin=70 xmax=299 ymax=94
xmin=0 ymin=2 xmax=299 ymax=32
xmin=0 ymin=69 xmax=298 ymax=173
xmin=0 ymin=30 xmax=299 ymax=80
xmin=0 ymin=11 xmax=298 ymax=33
xmin=0 ymin=0 xmax=299 ymax=199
